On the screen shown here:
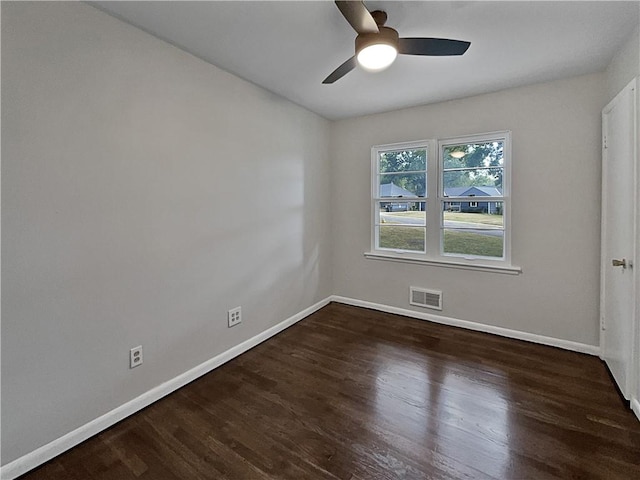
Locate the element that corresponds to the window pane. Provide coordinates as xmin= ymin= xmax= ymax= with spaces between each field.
xmin=379 ymin=202 xmax=426 ymax=224
xmin=443 ymin=140 xmax=504 ymax=194
xmin=379 ymin=149 xmax=426 ymax=173
xmin=443 ymin=229 xmax=504 ymax=258
xmin=379 ymin=226 xmax=425 ymax=252
xmin=442 ymin=200 xmax=503 ymax=258
xmin=379 ymin=173 xmax=426 ymax=197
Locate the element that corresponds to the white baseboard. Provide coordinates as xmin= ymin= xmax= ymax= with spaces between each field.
xmin=632 ymin=398 xmax=640 ymax=421
xmin=0 ymin=297 xmax=331 ymax=480
xmin=330 ymin=295 xmax=601 ymax=356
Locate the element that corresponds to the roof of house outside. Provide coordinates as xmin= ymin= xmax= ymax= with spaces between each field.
xmin=380 ymin=183 xmax=502 ymax=199
xmin=444 ymin=186 xmax=503 ymax=198
xmin=379 ymin=182 xmax=417 ymax=198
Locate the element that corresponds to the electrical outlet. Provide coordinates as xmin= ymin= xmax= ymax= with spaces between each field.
xmin=228 ymin=307 xmax=242 ymax=327
xmin=130 ymin=345 xmax=143 ymax=368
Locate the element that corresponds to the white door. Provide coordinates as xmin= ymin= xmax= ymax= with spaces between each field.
xmin=601 ymin=78 xmax=637 ymax=400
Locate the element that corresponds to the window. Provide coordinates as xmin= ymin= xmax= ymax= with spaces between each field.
xmin=369 ymin=132 xmax=516 ymax=273
xmin=372 ymin=141 xmax=428 ymax=253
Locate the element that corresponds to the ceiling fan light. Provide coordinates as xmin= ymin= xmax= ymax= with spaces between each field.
xmin=450 ymin=150 xmax=466 ymax=159
xmin=357 ymin=44 xmax=397 ymax=71
xmin=355 ymin=27 xmax=399 ymax=72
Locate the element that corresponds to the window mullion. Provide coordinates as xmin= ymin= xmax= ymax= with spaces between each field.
xmin=425 ymin=140 xmax=439 ymax=256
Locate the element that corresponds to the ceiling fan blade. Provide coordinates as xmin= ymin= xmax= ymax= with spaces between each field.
xmin=323 ymin=56 xmax=357 ymax=84
xmin=335 ymin=1 xmax=379 ymax=34
xmin=398 ymin=38 xmax=471 ymax=56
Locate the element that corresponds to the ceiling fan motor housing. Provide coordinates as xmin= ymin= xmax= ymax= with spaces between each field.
xmin=355 ymin=26 xmax=399 ymax=54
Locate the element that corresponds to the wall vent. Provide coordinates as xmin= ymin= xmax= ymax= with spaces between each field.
xmin=409 ymin=286 xmax=442 ymax=310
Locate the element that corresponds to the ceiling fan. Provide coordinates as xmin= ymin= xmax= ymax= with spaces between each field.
xmin=323 ymin=1 xmax=471 ymax=84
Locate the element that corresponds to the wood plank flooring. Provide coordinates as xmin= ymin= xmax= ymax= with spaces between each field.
xmin=18 ymin=303 xmax=640 ymax=479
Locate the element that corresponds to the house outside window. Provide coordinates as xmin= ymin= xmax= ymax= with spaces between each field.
xmin=369 ymin=131 xmax=514 ymax=272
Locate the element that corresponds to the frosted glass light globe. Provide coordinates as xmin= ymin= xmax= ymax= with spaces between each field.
xmin=357 ymin=44 xmax=398 ymax=72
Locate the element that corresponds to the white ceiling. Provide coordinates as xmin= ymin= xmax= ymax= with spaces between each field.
xmin=92 ymin=1 xmax=639 ymax=120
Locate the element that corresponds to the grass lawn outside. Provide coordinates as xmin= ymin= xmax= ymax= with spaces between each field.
xmin=379 ymin=226 xmax=425 ymax=251
xmin=443 ymin=230 xmax=503 ymax=257
xmin=443 ymin=211 xmax=503 ymax=226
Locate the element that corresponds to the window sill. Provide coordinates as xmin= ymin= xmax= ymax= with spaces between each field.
xmin=364 ymin=251 xmax=522 ymax=275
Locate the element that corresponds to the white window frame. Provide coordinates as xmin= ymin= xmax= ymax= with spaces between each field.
xmin=366 ymin=131 xmax=520 ymax=275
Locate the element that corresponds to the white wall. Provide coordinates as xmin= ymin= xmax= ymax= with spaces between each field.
xmin=605 ymin=25 xmax=639 ymax=103
xmin=1 ymin=2 xmax=331 ymax=465
xmin=330 ymin=73 xmax=606 ymax=346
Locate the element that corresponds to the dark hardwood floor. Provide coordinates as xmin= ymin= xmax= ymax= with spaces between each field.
xmin=19 ymin=303 xmax=640 ymax=479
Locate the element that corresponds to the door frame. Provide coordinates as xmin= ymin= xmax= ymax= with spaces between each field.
xmin=636 ymin=76 xmax=640 ymax=420
xmin=600 ymin=77 xmax=638 ymax=404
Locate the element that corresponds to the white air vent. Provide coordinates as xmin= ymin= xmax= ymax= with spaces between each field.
xmin=409 ymin=286 xmax=442 ymax=310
